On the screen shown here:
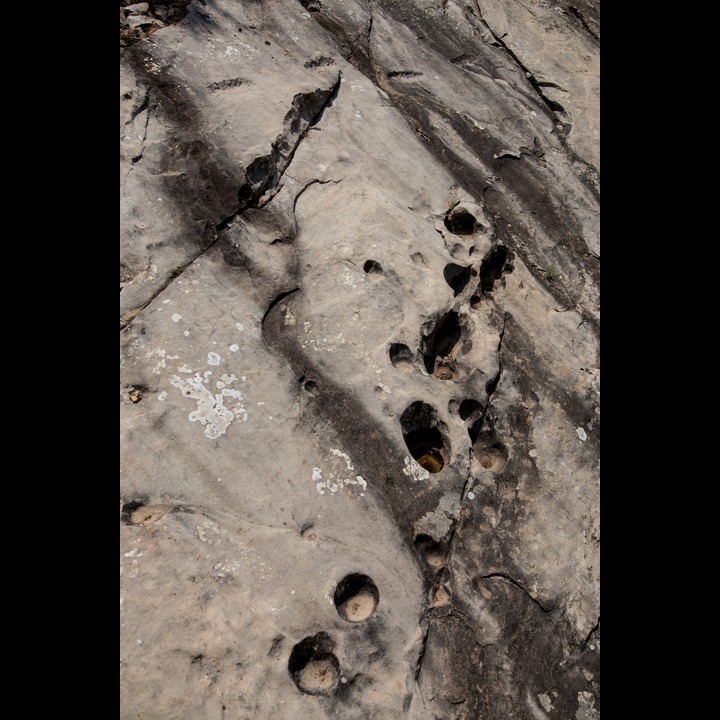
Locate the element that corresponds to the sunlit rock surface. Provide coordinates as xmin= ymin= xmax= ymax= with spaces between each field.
xmin=120 ymin=2 xmax=600 ymax=718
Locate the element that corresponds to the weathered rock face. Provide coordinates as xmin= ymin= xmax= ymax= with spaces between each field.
xmin=120 ymin=1 xmax=600 ymax=718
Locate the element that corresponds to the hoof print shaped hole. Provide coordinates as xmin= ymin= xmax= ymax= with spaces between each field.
xmin=389 ymin=343 xmax=414 ymax=371
xmin=288 ymin=633 xmax=340 ymax=696
xmin=473 ymin=432 xmax=509 ymax=473
xmin=401 ymin=401 xmax=449 ymax=473
xmin=363 ymin=259 xmax=383 ymax=281
xmin=334 ymin=573 xmax=379 ymax=622
xmin=443 ymin=263 xmax=473 ymax=296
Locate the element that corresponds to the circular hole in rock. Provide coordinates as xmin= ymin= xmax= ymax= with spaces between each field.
xmin=444 ymin=206 xmax=477 ymax=235
xmin=459 ymin=399 xmax=482 ymax=421
xmin=303 ymin=380 xmax=319 ymax=396
xmin=288 ymin=633 xmax=340 ymax=695
xmin=400 ymin=401 xmax=449 ymax=473
xmin=363 ymin=259 xmax=383 ymax=281
xmin=334 ymin=573 xmax=379 ymax=622
xmin=389 ymin=343 xmax=414 ymax=371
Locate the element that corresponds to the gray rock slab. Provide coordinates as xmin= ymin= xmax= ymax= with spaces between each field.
xmin=121 ymin=1 xmax=599 ymax=718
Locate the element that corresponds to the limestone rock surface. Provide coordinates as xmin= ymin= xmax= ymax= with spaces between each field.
xmin=120 ymin=1 xmax=600 ymax=718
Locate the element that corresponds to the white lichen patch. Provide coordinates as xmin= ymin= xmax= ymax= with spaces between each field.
xmin=157 ymin=391 xmax=167 ymax=401
xmin=147 ymin=348 xmax=170 ymax=374
xmin=415 ymin=493 xmax=461 ymax=538
xmin=235 ymin=323 xmax=244 ymax=332
xmin=170 ymin=370 xmax=247 ymax=439
xmin=207 ymin=352 xmax=221 ymax=366
xmin=314 ymin=449 xmax=367 ymax=495
xmin=284 ymin=307 xmax=296 ymax=325
xmin=403 ymin=455 xmax=430 ymax=481
xmin=575 ymin=427 xmax=587 ymax=441
xmin=230 ymin=344 xmax=239 ymax=352
xmin=172 ymin=313 xmax=182 ymax=322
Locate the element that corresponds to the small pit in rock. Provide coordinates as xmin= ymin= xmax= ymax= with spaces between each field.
xmin=389 ymin=343 xmax=414 ymax=371
xmin=288 ymin=633 xmax=340 ymax=696
xmin=459 ymin=398 xmax=482 ymax=421
xmin=400 ymin=401 xmax=449 ymax=473
xmin=444 ymin=205 xmax=479 ymax=235
xmin=334 ymin=573 xmax=380 ymax=622
xmin=472 ymin=431 xmax=509 ymax=473
xmin=414 ymin=533 xmax=445 ymax=569
xmin=363 ymin=259 xmax=383 ymax=280
xmin=303 ymin=380 xmax=319 ymax=396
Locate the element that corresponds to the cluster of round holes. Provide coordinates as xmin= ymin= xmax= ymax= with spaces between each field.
xmin=334 ymin=573 xmax=379 ymax=622
xmin=288 ymin=574 xmax=379 ymax=695
xmin=288 ymin=633 xmax=340 ymax=696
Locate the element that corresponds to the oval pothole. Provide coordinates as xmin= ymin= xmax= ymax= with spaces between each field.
xmin=400 ymin=401 xmax=449 ymax=473
xmin=334 ymin=573 xmax=379 ymax=622
xmin=288 ymin=633 xmax=340 ymax=696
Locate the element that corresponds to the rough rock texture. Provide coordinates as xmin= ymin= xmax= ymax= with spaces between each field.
xmin=120 ymin=1 xmax=600 ymax=718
